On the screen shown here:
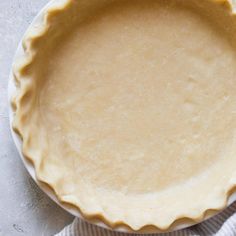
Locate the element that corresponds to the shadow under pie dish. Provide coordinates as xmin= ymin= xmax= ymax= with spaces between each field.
xmin=11 ymin=0 xmax=236 ymax=232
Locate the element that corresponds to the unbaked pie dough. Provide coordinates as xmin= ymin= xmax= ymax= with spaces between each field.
xmin=13 ymin=0 xmax=236 ymax=231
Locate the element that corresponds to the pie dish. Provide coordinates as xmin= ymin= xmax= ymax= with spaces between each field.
xmin=12 ymin=0 xmax=236 ymax=232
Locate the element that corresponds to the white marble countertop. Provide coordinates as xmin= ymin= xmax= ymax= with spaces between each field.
xmin=0 ymin=1 xmax=73 ymax=235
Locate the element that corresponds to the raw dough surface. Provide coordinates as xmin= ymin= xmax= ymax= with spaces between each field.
xmin=13 ymin=0 xmax=236 ymax=231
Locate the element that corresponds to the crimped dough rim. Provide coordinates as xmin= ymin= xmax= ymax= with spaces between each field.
xmin=11 ymin=0 xmax=236 ymax=232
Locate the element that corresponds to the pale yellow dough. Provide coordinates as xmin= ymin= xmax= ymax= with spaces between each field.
xmin=13 ymin=0 xmax=236 ymax=231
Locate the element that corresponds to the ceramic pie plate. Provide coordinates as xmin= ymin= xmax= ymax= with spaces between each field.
xmin=9 ymin=0 xmax=236 ymax=233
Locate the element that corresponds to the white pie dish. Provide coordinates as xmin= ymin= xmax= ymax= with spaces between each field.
xmin=8 ymin=0 xmax=236 ymax=233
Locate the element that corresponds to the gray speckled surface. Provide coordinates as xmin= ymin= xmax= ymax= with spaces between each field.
xmin=0 ymin=1 xmax=73 ymax=235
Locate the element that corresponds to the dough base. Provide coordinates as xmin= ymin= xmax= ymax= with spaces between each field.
xmin=13 ymin=0 xmax=236 ymax=231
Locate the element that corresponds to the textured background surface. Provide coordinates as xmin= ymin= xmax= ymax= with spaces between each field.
xmin=0 ymin=1 xmax=73 ymax=235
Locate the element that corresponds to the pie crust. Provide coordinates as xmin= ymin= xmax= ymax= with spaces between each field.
xmin=12 ymin=0 xmax=236 ymax=232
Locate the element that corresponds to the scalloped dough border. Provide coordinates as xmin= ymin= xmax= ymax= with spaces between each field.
xmin=11 ymin=0 xmax=236 ymax=233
